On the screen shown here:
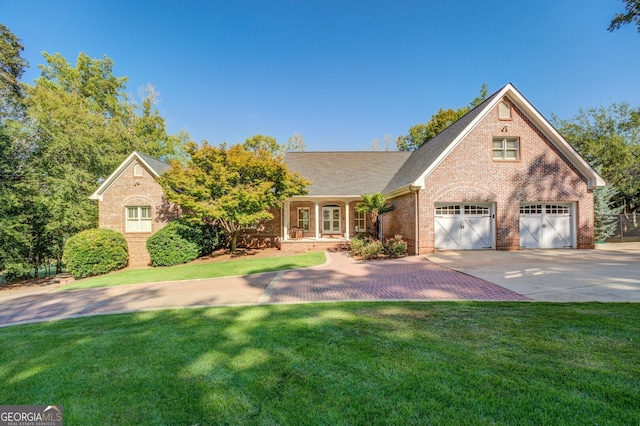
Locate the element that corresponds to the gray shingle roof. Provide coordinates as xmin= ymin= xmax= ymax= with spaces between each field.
xmin=136 ymin=151 xmax=171 ymax=175
xmin=383 ymin=87 xmax=503 ymax=193
xmin=284 ymin=151 xmax=412 ymax=196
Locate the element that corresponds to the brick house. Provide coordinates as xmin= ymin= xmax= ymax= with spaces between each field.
xmin=89 ymin=151 xmax=179 ymax=266
xmin=92 ymin=83 xmax=605 ymax=265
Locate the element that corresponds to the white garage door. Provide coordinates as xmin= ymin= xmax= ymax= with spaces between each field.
xmin=520 ymin=203 xmax=575 ymax=249
xmin=434 ymin=204 xmax=494 ymax=250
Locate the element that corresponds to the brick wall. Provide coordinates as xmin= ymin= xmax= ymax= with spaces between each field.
xmin=383 ymin=192 xmax=417 ymax=254
xmin=416 ymin=97 xmax=594 ymax=254
xmin=98 ymin=160 xmax=178 ymax=266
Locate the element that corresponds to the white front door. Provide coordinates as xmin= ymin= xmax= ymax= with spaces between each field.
xmin=520 ymin=203 xmax=575 ymax=248
xmin=434 ymin=203 xmax=494 ymax=250
xmin=322 ymin=206 xmax=341 ymax=234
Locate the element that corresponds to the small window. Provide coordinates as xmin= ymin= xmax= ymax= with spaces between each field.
xmin=493 ymin=137 xmax=520 ymax=160
xmin=126 ymin=206 xmax=152 ymax=232
xmin=354 ymin=210 xmax=366 ymax=232
xmin=464 ymin=205 xmax=489 ymax=215
xmin=546 ymin=205 xmax=570 ymax=215
xmin=520 ymin=204 xmax=542 ymax=215
xmin=435 ymin=205 xmax=460 ymax=216
xmin=498 ymin=101 xmax=512 ymax=120
xmin=297 ymin=208 xmax=310 ymax=231
xmin=133 ymin=164 xmax=143 ymax=177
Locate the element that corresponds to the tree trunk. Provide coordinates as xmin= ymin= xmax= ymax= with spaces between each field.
xmin=230 ymin=232 xmax=238 ymax=252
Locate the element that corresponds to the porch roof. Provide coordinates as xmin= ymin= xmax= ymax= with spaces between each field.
xmin=284 ymin=151 xmax=412 ymax=196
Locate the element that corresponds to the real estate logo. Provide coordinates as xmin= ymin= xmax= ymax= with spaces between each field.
xmin=0 ymin=405 xmax=63 ymax=426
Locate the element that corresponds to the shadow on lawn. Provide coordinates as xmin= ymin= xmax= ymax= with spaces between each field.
xmin=0 ymin=302 xmax=638 ymax=424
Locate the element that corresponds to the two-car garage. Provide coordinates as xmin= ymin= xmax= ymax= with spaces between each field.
xmin=434 ymin=202 xmax=576 ymax=250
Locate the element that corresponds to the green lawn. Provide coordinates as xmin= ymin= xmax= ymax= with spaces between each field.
xmin=0 ymin=302 xmax=638 ymax=425
xmin=59 ymin=251 xmax=326 ymax=290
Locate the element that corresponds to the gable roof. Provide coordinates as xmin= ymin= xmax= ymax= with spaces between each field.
xmin=284 ymin=151 xmax=411 ymax=197
xmin=384 ymin=83 xmax=605 ymax=194
xmin=89 ymin=151 xmax=170 ymax=201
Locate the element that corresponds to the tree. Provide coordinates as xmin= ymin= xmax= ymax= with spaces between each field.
xmin=356 ymin=193 xmax=393 ymax=238
xmin=397 ymin=84 xmax=488 ymax=151
xmin=0 ymin=24 xmax=34 ymax=278
xmin=159 ymin=141 xmax=309 ymax=252
xmin=608 ymin=0 xmax=640 ymax=32
xmin=243 ymin=134 xmax=282 ymax=154
xmin=552 ymin=102 xmax=640 ymax=212
xmin=286 ymin=132 xmax=306 ymax=152
xmin=594 ymin=185 xmax=624 ymax=242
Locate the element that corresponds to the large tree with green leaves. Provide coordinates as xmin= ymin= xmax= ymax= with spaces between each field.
xmin=23 ymin=51 xmax=192 ymax=272
xmin=159 ymin=140 xmax=309 ymax=252
xmin=553 ymin=102 xmax=640 ymax=213
xmin=0 ymin=24 xmax=35 ymax=278
xmin=396 ymin=84 xmax=488 ymax=151
xmin=608 ymin=0 xmax=640 ymax=32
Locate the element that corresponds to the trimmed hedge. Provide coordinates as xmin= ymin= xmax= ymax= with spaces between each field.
xmin=63 ymin=229 xmax=129 ymax=279
xmin=146 ymin=220 xmax=223 ymax=267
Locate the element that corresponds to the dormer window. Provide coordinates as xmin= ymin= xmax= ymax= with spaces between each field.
xmin=498 ymin=101 xmax=512 ymax=120
xmin=133 ymin=164 xmax=143 ymax=177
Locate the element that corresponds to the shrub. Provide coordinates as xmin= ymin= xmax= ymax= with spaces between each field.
xmin=162 ymin=219 xmax=223 ymax=256
xmin=384 ymin=235 xmax=408 ymax=258
xmin=146 ymin=224 xmax=200 ymax=267
xmin=63 ymin=229 xmax=128 ymax=279
xmin=361 ymin=239 xmax=384 ymax=260
xmin=349 ymin=233 xmax=377 ymax=257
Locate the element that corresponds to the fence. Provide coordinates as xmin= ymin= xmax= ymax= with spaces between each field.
xmin=598 ymin=214 xmax=640 ymax=243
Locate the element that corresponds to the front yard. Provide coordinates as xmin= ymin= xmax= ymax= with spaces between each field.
xmin=1 ymin=302 xmax=637 ymax=424
xmin=58 ymin=251 xmax=326 ymax=290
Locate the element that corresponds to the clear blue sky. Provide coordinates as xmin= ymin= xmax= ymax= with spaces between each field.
xmin=3 ymin=0 xmax=639 ymax=151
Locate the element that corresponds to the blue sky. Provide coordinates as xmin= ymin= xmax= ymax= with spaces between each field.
xmin=3 ymin=0 xmax=639 ymax=151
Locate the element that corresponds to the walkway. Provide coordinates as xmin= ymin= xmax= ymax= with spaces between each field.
xmin=265 ymin=251 xmax=529 ymax=302
xmin=0 ymin=252 xmax=528 ymax=327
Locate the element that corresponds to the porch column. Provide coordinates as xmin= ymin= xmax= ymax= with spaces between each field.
xmin=283 ymin=201 xmax=290 ymax=241
xmin=345 ymin=202 xmax=350 ymax=240
xmin=314 ymin=202 xmax=320 ymax=240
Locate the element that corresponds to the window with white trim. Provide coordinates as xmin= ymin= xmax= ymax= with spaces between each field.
xmin=354 ymin=210 xmax=366 ymax=232
xmin=126 ymin=206 xmax=152 ymax=232
xmin=297 ymin=208 xmax=310 ymax=231
xmin=493 ymin=137 xmax=520 ymax=160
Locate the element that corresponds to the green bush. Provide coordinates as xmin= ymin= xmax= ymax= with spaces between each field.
xmin=361 ymin=239 xmax=384 ymax=259
xmin=384 ymin=235 xmax=408 ymax=258
xmin=350 ymin=233 xmax=407 ymax=260
xmin=63 ymin=229 xmax=128 ymax=279
xmin=146 ymin=224 xmax=200 ymax=267
xmin=349 ymin=233 xmax=377 ymax=257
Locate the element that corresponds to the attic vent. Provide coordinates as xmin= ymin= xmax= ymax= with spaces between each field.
xmin=133 ymin=164 xmax=143 ymax=177
xmin=498 ymin=101 xmax=512 ymax=120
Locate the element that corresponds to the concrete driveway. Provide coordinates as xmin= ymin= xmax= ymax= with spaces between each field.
xmin=426 ymin=243 xmax=640 ymax=302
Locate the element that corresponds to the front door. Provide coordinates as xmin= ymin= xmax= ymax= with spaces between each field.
xmin=322 ymin=206 xmax=341 ymax=234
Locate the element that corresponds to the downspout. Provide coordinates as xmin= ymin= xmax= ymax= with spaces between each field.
xmin=411 ymin=186 xmax=420 ymax=255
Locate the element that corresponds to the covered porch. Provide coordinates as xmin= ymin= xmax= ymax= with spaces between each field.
xmin=280 ymin=196 xmax=368 ymax=251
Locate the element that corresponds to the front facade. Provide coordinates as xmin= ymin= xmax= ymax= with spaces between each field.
xmin=92 ymin=83 xmax=605 ymax=265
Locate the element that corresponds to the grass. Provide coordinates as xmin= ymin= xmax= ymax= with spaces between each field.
xmin=0 ymin=302 xmax=638 ymax=425
xmin=59 ymin=251 xmax=326 ymax=290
